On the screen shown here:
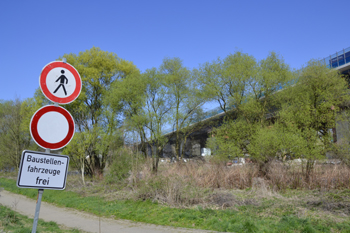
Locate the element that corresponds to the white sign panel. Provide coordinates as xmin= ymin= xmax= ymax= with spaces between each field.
xmin=17 ymin=150 xmax=69 ymax=190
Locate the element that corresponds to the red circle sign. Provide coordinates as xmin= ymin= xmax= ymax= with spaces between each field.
xmin=30 ymin=105 xmax=75 ymax=150
xmin=40 ymin=61 xmax=82 ymax=104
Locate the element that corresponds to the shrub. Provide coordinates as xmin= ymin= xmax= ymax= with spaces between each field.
xmin=105 ymin=147 xmax=144 ymax=184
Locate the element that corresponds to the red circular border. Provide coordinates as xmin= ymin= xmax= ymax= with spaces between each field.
xmin=30 ymin=105 xmax=75 ymax=150
xmin=40 ymin=61 xmax=82 ymax=104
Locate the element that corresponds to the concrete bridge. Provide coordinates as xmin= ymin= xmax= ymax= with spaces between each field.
xmin=153 ymin=47 xmax=350 ymax=158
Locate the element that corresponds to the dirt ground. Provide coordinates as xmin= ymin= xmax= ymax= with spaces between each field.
xmin=0 ymin=190 xmax=217 ymax=233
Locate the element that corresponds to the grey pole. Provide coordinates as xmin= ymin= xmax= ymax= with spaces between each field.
xmin=31 ymin=189 xmax=44 ymax=233
xmin=337 ymin=52 xmax=339 ymax=67
xmin=31 ymin=148 xmax=49 ymax=233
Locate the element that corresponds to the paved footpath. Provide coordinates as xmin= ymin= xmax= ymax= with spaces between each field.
xmin=0 ymin=190 xmax=216 ymax=233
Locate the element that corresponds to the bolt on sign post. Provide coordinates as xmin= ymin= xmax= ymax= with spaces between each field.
xmin=16 ymin=59 xmax=81 ymax=233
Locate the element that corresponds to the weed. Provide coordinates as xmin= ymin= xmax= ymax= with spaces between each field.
xmin=1 ymin=159 xmax=350 ymax=232
xmin=0 ymin=205 xmax=80 ymax=233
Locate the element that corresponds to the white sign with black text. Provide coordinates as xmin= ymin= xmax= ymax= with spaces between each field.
xmin=17 ymin=150 xmax=69 ymax=190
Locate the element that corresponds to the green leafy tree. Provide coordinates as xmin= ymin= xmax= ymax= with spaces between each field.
xmin=107 ymin=70 xmax=148 ymax=156
xmin=143 ymin=68 xmax=172 ymax=172
xmin=199 ymin=51 xmax=257 ymax=116
xmin=63 ymin=132 xmax=90 ymax=185
xmin=247 ymin=123 xmax=307 ymax=175
xmin=0 ymin=99 xmax=32 ymax=170
xmin=279 ymin=60 xmax=350 ymax=178
xmin=334 ymin=109 xmax=350 ymax=168
xmin=161 ymin=58 xmax=207 ymax=159
xmin=207 ymin=52 xmax=292 ymax=168
xmin=61 ymin=47 xmax=138 ymax=178
xmin=241 ymin=52 xmax=292 ymax=125
xmin=108 ymin=67 xmax=172 ymax=172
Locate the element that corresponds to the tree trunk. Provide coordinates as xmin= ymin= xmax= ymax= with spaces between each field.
xmin=93 ymin=154 xmax=103 ymax=179
xmin=139 ymin=130 xmax=148 ymax=158
xmin=175 ymin=132 xmax=180 ymax=160
xmin=180 ymin=137 xmax=187 ymax=158
xmin=258 ymin=159 xmax=271 ymax=178
xmin=305 ymin=159 xmax=314 ymax=183
xmin=81 ymin=157 xmax=85 ymax=186
xmin=152 ymin=144 xmax=160 ymax=174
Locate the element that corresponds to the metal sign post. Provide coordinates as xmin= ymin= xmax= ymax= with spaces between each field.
xmin=31 ymin=148 xmax=49 ymax=233
xmin=32 ymin=189 xmax=44 ymax=233
xmin=17 ymin=59 xmax=81 ymax=233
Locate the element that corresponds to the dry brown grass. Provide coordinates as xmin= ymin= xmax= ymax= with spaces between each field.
xmin=135 ymin=160 xmax=350 ymax=191
xmin=49 ymin=159 xmax=350 ymax=222
xmin=61 ymin=159 xmax=350 ymax=211
xmin=63 ymin=159 xmax=350 ymax=201
xmin=105 ymin=159 xmax=349 ymax=209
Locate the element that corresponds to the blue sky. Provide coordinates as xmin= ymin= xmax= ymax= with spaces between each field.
xmin=1 ymin=0 xmax=349 ymax=105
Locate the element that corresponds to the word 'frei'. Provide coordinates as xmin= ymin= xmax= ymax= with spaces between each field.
xmin=36 ymin=176 xmax=50 ymax=185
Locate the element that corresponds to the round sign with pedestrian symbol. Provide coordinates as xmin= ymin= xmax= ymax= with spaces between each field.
xmin=40 ymin=61 xmax=82 ymax=104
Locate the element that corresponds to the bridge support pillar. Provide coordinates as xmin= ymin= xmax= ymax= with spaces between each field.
xmin=192 ymin=142 xmax=201 ymax=157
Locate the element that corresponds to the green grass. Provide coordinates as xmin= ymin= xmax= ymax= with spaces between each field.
xmin=1 ymin=177 xmax=350 ymax=232
xmin=0 ymin=204 xmax=81 ymax=233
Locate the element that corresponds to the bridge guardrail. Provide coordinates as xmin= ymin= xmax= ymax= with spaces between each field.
xmin=319 ymin=47 xmax=350 ymax=69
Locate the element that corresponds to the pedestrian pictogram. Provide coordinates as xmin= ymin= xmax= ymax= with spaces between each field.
xmin=30 ymin=105 xmax=75 ymax=150
xmin=40 ymin=61 xmax=82 ymax=104
xmin=54 ymin=70 xmax=69 ymax=96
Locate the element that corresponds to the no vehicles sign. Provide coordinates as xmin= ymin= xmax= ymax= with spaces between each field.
xmin=30 ymin=105 xmax=75 ymax=150
xmin=17 ymin=150 xmax=69 ymax=190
